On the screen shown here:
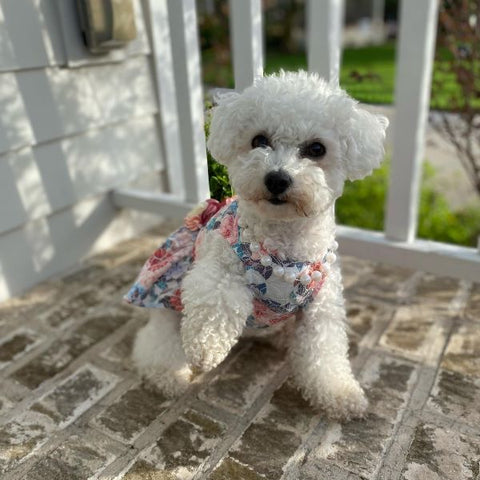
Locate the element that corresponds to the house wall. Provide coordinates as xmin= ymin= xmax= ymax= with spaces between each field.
xmin=0 ymin=0 xmax=167 ymax=301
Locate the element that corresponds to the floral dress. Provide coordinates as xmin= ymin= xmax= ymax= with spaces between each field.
xmin=124 ymin=198 xmax=330 ymax=328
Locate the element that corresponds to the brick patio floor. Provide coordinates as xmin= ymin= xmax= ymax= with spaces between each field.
xmin=1 ymin=224 xmax=479 ymax=480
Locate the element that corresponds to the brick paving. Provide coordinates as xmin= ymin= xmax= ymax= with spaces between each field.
xmin=0 ymin=225 xmax=479 ymax=480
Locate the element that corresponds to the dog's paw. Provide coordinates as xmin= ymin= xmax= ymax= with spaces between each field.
xmin=321 ymin=380 xmax=368 ymax=421
xmin=143 ymin=365 xmax=194 ymax=398
xmin=181 ymin=311 xmax=239 ymax=372
xmin=183 ymin=336 xmax=232 ymax=373
xmin=302 ymin=378 xmax=368 ymax=422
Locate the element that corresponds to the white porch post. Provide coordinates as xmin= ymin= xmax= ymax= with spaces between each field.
xmin=147 ymin=0 xmax=185 ymax=198
xmin=229 ymin=0 xmax=264 ymax=91
xmin=167 ymin=0 xmax=210 ymax=204
xmin=307 ymin=0 xmax=345 ymax=83
xmin=372 ymin=0 xmax=385 ymax=26
xmin=385 ymin=0 xmax=439 ymax=242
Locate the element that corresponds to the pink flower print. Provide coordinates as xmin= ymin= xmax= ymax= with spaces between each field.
xmin=200 ymin=199 xmax=223 ymax=224
xmin=268 ymin=311 xmax=292 ymax=326
xmin=185 ymin=198 xmax=228 ymax=231
xmin=138 ymin=268 xmax=162 ymax=288
xmin=170 ymin=289 xmax=184 ymax=311
xmin=252 ymin=299 xmax=271 ymax=318
xmin=185 ymin=201 xmax=207 ymax=231
xmin=149 ymin=247 xmax=167 ymax=265
xmin=193 ymin=228 xmax=206 ymax=259
xmin=252 ymin=299 xmax=292 ymax=326
xmin=219 ymin=212 xmax=239 ymax=244
xmin=147 ymin=249 xmax=172 ymax=274
xmin=185 ymin=213 xmax=203 ymax=231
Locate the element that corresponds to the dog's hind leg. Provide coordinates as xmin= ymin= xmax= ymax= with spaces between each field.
xmin=132 ymin=309 xmax=193 ymax=397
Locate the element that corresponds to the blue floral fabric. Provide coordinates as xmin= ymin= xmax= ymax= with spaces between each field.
xmin=125 ymin=199 xmax=328 ymax=328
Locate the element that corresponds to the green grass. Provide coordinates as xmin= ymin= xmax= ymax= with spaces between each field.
xmin=253 ymin=43 xmax=479 ymax=109
xmin=266 ymin=44 xmax=397 ymax=105
xmin=341 ymin=44 xmax=397 ymax=104
xmin=203 ymin=43 xmax=403 ymax=105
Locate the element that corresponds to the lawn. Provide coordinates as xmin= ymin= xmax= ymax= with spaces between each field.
xmin=266 ymin=44 xmax=397 ymax=105
xmin=204 ymin=43 xmax=471 ymax=109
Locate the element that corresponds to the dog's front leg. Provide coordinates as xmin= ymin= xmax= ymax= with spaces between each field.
xmin=180 ymin=231 xmax=252 ymax=372
xmin=289 ymin=267 xmax=367 ymax=420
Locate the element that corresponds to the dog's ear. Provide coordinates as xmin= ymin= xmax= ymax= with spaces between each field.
xmin=206 ymin=91 xmax=241 ymax=166
xmin=343 ymin=108 xmax=389 ymax=181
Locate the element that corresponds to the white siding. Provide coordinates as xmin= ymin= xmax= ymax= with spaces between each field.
xmin=33 ymin=116 xmax=163 ymax=214
xmin=13 ymin=56 xmax=157 ymax=146
xmin=15 ymin=67 xmax=103 ymax=144
xmin=0 ymin=148 xmax=50 ymax=234
xmin=86 ymin=57 xmax=156 ymax=123
xmin=0 ymin=73 xmax=35 ymax=154
xmin=0 ymin=175 xmax=165 ymax=301
xmin=0 ymin=0 xmax=165 ymax=301
xmin=0 ymin=0 xmax=66 ymax=72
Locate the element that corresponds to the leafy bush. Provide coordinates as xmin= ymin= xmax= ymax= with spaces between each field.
xmin=335 ymin=162 xmax=388 ymax=231
xmin=208 ymin=153 xmax=233 ymax=201
xmin=336 ymin=160 xmax=480 ymax=247
xmin=205 ymin=112 xmax=233 ymax=201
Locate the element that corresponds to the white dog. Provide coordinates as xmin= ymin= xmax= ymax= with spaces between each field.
xmin=126 ymin=71 xmax=388 ymax=420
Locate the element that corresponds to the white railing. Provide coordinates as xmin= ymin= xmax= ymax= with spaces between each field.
xmin=112 ymin=0 xmax=480 ymax=282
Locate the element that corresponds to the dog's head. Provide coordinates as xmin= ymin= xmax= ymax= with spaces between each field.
xmin=207 ymin=71 xmax=389 ymax=220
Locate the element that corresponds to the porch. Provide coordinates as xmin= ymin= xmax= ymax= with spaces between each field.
xmin=1 ymin=225 xmax=479 ymax=479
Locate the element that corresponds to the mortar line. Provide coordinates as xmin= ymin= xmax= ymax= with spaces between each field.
xmin=374 ymin=279 xmax=469 ymax=480
xmin=1 ymin=375 xmax=137 ymax=480
xmin=97 ymin=340 xmax=257 ymax=479
xmin=415 ymin=406 xmax=480 ymax=438
xmin=187 ymin=398 xmax=240 ymax=427
xmin=191 ymin=364 xmax=290 ymax=480
xmin=0 ymin=297 xmax=135 ymax=382
xmin=0 ymin=290 xmax=98 ymax=381
xmin=0 ymin=316 xmax=142 ymax=426
xmin=281 ymin=269 xmax=423 ymax=480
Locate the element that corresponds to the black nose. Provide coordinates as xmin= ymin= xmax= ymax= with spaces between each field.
xmin=264 ymin=170 xmax=293 ymax=195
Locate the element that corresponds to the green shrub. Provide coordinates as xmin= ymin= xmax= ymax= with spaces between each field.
xmin=208 ymin=153 xmax=233 ymax=201
xmin=417 ymin=164 xmax=480 ymax=246
xmin=335 ymin=162 xmax=388 ymax=231
xmin=336 ymin=160 xmax=480 ymax=247
xmin=205 ymin=112 xmax=233 ymax=201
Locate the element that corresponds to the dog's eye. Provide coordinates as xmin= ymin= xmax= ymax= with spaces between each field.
xmin=251 ymin=134 xmax=270 ymax=149
xmin=302 ymin=141 xmax=326 ymax=159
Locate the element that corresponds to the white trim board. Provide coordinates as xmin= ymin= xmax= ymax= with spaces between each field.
xmin=337 ymin=225 xmax=480 ymax=283
xmin=112 ymin=189 xmax=195 ymax=219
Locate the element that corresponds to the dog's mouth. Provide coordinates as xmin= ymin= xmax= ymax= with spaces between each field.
xmin=268 ymin=197 xmax=287 ymax=205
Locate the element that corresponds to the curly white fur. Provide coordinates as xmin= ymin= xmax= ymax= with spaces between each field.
xmin=132 ymin=71 xmax=388 ymax=420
